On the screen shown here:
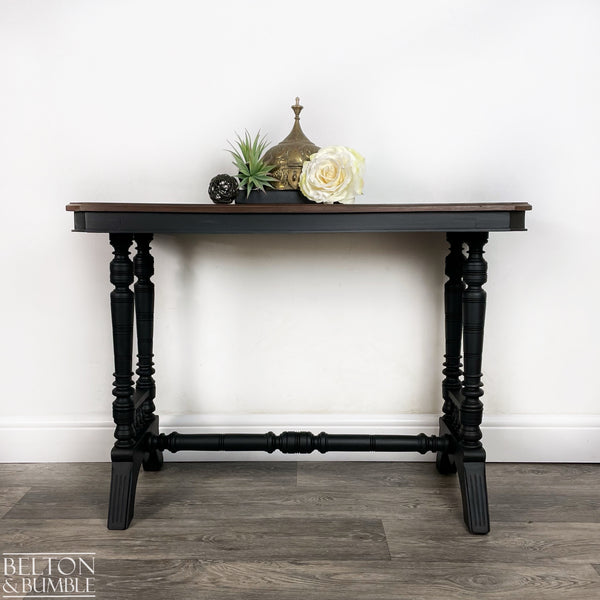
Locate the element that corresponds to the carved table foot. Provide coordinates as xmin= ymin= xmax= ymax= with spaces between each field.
xmin=108 ymin=447 xmax=143 ymax=530
xmin=455 ymin=446 xmax=490 ymax=534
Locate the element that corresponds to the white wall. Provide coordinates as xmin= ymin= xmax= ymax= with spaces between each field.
xmin=1 ymin=0 xmax=599 ymax=461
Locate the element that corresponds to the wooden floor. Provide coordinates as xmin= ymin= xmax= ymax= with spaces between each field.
xmin=1 ymin=462 xmax=599 ymax=599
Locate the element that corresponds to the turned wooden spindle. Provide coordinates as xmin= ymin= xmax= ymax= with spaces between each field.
xmin=109 ymin=234 xmax=136 ymax=447
xmin=460 ymin=233 xmax=488 ymax=448
xmin=442 ymin=233 xmax=466 ymax=428
xmin=133 ymin=233 xmax=156 ymax=423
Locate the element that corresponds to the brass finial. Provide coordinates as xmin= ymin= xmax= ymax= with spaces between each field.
xmin=292 ymin=97 xmax=303 ymax=120
xmin=262 ymin=98 xmax=320 ymax=190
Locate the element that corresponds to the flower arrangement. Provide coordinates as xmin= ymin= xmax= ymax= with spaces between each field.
xmin=208 ymin=100 xmax=365 ymax=205
xmin=299 ymin=146 xmax=365 ymax=204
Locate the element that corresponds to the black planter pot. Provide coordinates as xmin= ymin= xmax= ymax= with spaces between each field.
xmin=235 ymin=189 xmax=309 ymax=204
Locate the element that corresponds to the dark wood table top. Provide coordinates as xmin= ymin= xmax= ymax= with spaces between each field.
xmin=66 ymin=202 xmax=532 ymax=234
xmin=67 ymin=202 xmax=531 ymax=214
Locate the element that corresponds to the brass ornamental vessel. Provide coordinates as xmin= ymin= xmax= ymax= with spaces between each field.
xmin=263 ymin=98 xmax=320 ymax=190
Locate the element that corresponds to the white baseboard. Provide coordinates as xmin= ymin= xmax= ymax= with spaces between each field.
xmin=1 ymin=413 xmax=599 ymax=463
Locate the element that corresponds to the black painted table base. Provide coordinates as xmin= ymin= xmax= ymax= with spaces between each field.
xmin=67 ymin=202 xmax=531 ymax=534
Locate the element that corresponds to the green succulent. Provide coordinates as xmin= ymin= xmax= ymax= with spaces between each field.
xmin=227 ymin=131 xmax=277 ymax=197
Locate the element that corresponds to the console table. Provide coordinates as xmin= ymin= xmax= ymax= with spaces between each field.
xmin=66 ymin=201 xmax=531 ymax=534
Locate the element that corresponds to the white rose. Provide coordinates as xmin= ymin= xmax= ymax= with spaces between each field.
xmin=299 ymin=146 xmax=365 ymax=204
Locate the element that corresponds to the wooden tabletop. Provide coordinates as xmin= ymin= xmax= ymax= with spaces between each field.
xmin=66 ymin=202 xmax=532 ymax=214
xmin=66 ymin=202 xmax=532 ymax=234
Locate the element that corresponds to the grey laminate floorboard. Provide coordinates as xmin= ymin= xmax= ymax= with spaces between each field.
xmin=382 ymin=520 xmax=600 ymax=565
xmin=1 ymin=461 xmax=599 ymax=600
xmin=0 ymin=517 xmax=389 ymax=561
xmin=4 ymin=485 xmax=461 ymax=520
xmin=97 ymin=560 xmax=599 ymax=600
xmin=0 ymin=461 xmax=296 ymax=488
xmin=298 ymin=462 xmax=600 ymax=490
xmin=0 ymin=486 xmax=29 ymax=518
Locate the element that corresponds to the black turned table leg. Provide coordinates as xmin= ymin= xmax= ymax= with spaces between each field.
xmin=437 ymin=233 xmax=465 ymax=475
xmin=107 ymin=233 xmax=143 ymax=530
xmin=456 ymin=232 xmax=490 ymax=534
xmin=133 ymin=234 xmax=163 ymax=472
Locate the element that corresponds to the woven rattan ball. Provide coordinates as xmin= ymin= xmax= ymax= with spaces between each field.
xmin=208 ymin=174 xmax=239 ymax=204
